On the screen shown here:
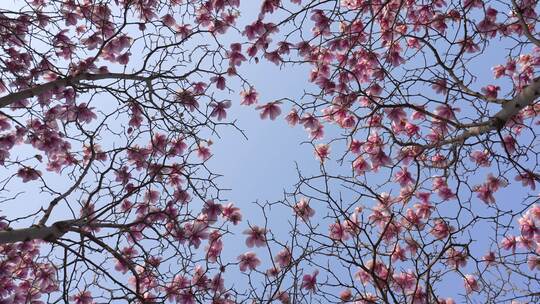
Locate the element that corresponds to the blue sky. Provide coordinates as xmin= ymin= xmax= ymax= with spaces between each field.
xmin=1 ymin=0 xmax=539 ymax=302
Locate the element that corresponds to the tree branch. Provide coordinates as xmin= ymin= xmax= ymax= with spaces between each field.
xmin=511 ymin=0 xmax=540 ymax=47
xmin=424 ymin=77 xmax=540 ymax=149
xmin=0 ymin=220 xmax=74 ymax=244
xmin=0 ymin=72 xmax=149 ymax=108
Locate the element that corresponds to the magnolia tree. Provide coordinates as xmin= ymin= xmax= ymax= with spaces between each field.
xmin=240 ymin=0 xmax=540 ymax=303
xmin=0 ymin=0 xmax=247 ymax=303
xmin=1 ymin=0 xmax=540 ymax=303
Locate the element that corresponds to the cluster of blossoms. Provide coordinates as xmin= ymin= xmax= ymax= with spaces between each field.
xmin=224 ymin=0 xmax=540 ymax=303
xmin=503 ymin=204 xmax=540 ymax=270
xmin=1 ymin=0 xmax=540 ymax=303
xmin=0 ymin=238 xmax=57 ymax=304
xmin=0 ymin=0 xmax=252 ymax=303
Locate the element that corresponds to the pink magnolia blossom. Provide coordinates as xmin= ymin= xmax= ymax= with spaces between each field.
xmin=501 ymin=236 xmax=517 ymax=252
xmin=519 ymin=215 xmax=538 ymax=238
xmin=228 ymin=43 xmax=246 ymax=66
xmin=481 ymin=85 xmax=500 ymax=99
xmin=222 ymin=202 xmax=242 ymax=225
xmin=274 ymin=248 xmax=292 ymax=267
xmin=264 ymin=51 xmax=282 ymax=65
xmin=240 ymin=88 xmax=258 ymax=106
xmin=301 ymin=269 xmax=319 ymax=292
xmin=392 ymin=271 xmax=416 ymax=291
xmin=300 ymin=113 xmax=320 ymax=130
xmin=237 ymin=252 xmax=260 ymax=272
xmin=256 ymin=101 xmax=282 ymax=120
xmin=431 ymin=219 xmax=453 ymax=240
xmin=328 ymin=222 xmax=349 ymax=241
xmin=391 ymin=244 xmax=407 ymax=262
xmin=161 ymin=13 xmax=176 ymax=27
xmin=210 ymin=75 xmax=226 ymax=90
xmin=243 ymin=225 xmax=266 ymax=248
xmin=197 ymin=145 xmax=211 ymax=161
xmin=209 ymin=100 xmax=232 ymax=121
xmin=339 ymin=289 xmax=352 ymax=301
xmin=492 ymin=65 xmax=506 ymax=78
xmin=515 ymin=172 xmax=536 ymax=190
xmin=275 ymin=291 xmax=290 ymax=303
xmin=206 ymin=234 xmax=223 ymax=263
xmin=144 ymin=189 xmax=160 ymax=203
xmin=394 ymin=167 xmax=414 ymax=186
xmin=315 ymin=144 xmax=330 ymax=162
xmin=486 ymin=174 xmax=507 ymax=191
xmin=353 ymin=156 xmax=370 ymax=175
xmin=474 ymin=184 xmax=496 ymax=204
xmin=284 ymin=108 xmax=300 ymax=126
xmin=446 ymin=248 xmax=468 ymax=269
xmin=502 ymin=135 xmax=516 ymax=153
xmin=293 ymin=197 xmax=315 ymax=221
xmin=483 ymin=251 xmax=496 ymax=266
xmin=432 ymin=79 xmax=447 ymax=94
xmin=185 ymin=220 xmax=209 ymax=248
xmin=349 ymin=139 xmax=362 ymax=154
xmin=176 ymin=90 xmax=199 ymax=112
xmin=308 ymin=123 xmax=324 ymax=140
xmin=169 ymin=139 xmax=187 ymax=156
xmin=463 ymin=274 xmax=480 ymax=294
xmin=201 ymin=200 xmax=223 ymax=223
xmin=70 ymin=291 xmax=93 ymax=304
xmin=414 ymin=201 xmax=434 ymax=219
xmin=116 ymin=52 xmax=131 ymax=65
xmin=517 ymin=236 xmax=534 ymax=250
xmin=17 ymin=167 xmax=41 ymax=182
xmin=470 ymin=150 xmax=491 ymax=167
xmin=527 ymin=255 xmax=540 ymax=271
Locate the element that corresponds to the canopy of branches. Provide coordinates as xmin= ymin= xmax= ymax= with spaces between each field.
xmin=0 ymin=0 xmax=540 ymax=303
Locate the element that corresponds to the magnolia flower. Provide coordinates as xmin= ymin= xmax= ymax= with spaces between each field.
xmin=256 ymin=101 xmax=282 ymax=120
xmin=353 ymin=156 xmax=370 ymax=175
xmin=237 ymin=252 xmax=260 ymax=272
xmin=240 ymin=88 xmax=258 ymax=105
xmin=463 ymin=274 xmax=480 ymax=293
xmin=17 ymin=167 xmax=41 ymax=182
xmin=209 ymin=100 xmax=231 ymax=121
xmin=293 ymin=197 xmax=315 ymax=221
xmin=210 ymin=75 xmax=226 ymax=90
xmin=197 ymin=145 xmax=211 ymax=160
xmin=328 ymin=222 xmax=349 ymax=241
xmin=501 ymin=236 xmax=517 ymax=252
xmin=243 ymin=225 xmax=266 ymax=248
xmin=481 ymin=84 xmax=500 ymax=99
xmin=394 ymin=167 xmax=414 ymax=186
xmin=222 ymin=203 xmax=242 ymax=225
xmin=274 ymin=248 xmax=292 ymax=267
xmin=315 ymin=144 xmax=330 ymax=162
xmin=301 ymin=270 xmax=319 ymax=292
xmin=430 ymin=219 xmax=453 ymax=240
xmin=284 ymin=109 xmax=300 ymax=126
xmin=528 ymin=255 xmax=540 ymax=271
xmin=70 ymin=291 xmax=93 ymax=304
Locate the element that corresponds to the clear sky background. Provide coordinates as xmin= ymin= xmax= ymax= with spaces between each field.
xmin=0 ymin=0 xmax=537 ymax=302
